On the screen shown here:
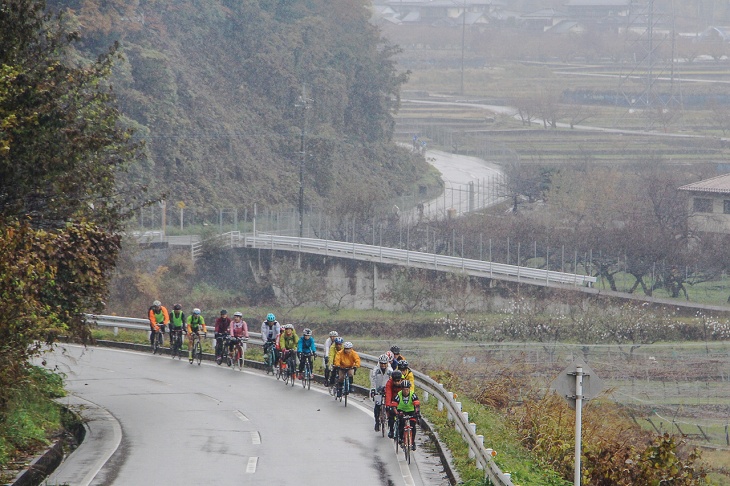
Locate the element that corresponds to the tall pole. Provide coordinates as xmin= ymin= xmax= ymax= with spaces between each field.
xmin=460 ymin=0 xmax=466 ymax=95
xmin=574 ymin=366 xmax=584 ymax=486
xmin=297 ymin=84 xmax=311 ymax=238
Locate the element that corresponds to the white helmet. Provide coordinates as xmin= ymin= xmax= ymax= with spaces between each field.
xmin=193 ymin=308 xmax=201 ymax=315
xmin=329 ymin=330 xmax=338 ymax=337
xmin=344 ymin=341 xmax=353 ymax=349
xmin=378 ymin=354 xmax=389 ymax=364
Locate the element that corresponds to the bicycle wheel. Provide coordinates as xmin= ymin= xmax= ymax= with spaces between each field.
xmin=380 ymin=408 xmax=386 ymax=437
xmin=343 ymin=376 xmax=349 ymax=407
xmin=306 ymin=365 xmax=311 ymax=390
xmin=404 ymin=424 xmax=412 ymax=464
xmin=194 ymin=341 xmax=202 ymax=365
xmin=393 ymin=422 xmax=400 ymax=454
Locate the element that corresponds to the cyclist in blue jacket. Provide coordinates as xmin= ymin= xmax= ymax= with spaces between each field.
xmin=297 ymin=328 xmax=316 ymax=379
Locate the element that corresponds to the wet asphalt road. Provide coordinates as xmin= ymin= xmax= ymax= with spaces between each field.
xmin=45 ymin=345 xmax=430 ymax=486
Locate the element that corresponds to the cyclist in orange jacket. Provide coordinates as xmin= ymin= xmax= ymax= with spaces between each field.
xmin=333 ymin=341 xmax=360 ymax=398
xmin=148 ymin=300 xmax=169 ymax=347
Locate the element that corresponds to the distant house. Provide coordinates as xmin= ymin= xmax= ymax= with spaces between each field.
xmin=678 ymin=173 xmax=730 ymax=234
xmin=520 ymin=8 xmax=568 ymax=31
xmin=371 ymin=0 xmax=503 ymax=26
xmin=697 ymin=26 xmax=730 ymax=43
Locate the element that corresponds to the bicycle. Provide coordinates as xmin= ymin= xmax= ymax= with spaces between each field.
xmin=338 ymin=367 xmax=354 ymax=407
xmin=151 ymin=328 xmax=164 ymax=354
xmin=169 ymin=329 xmax=183 ymax=359
xmin=229 ymin=337 xmax=247 ymax=371
xmin=300 ymin=353 xmax=314 ymax=390
xmin=376 ymin=394 xmax=387 ymax=437
xmin=215 ymin=334 xmax=230 ymax=366
xmin=396 ymin=412 xmax=418 ymax=464
xmin=190 ymin=331 xmax=205 ymax=366
xmin=328 ymin=366 xmax=340 ymax=397
xmin=263 ymin=341 xmax=277 ymax=375
xmin=283 ymin=351 xmax=297 ymax=387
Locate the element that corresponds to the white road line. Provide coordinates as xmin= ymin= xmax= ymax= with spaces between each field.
xmin=250 ymin=431 xmax=261 ymax=444
xmin=234 ymin=410 xmax=249 ymax=422
xmin=246 ymin=456 xmax=258 ymax=473
xmin=398 ymin=455 xmax=416 ymax=486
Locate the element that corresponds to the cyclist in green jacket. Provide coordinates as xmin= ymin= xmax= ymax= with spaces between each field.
xmin=169 ymin=304 xmax=185 ymax=350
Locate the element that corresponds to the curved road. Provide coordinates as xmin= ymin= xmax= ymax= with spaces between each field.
xmin=44 ymin=345 xmax=431 ymax=485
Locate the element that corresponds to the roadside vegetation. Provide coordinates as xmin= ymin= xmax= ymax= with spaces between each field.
xmin=0 ymin=366 xmax=66 ymax=481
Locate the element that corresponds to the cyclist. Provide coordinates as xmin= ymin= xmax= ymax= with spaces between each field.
xmin=297 ymin=328 xmax=316 ymax=380
xmin=390 ymin=345 xmax=405 ymax=370
xmin=333 ymin=341 xmax=360 ymax=398
xmin=228 ymin=311 xmax=249 ymax=357
xmin=169 ymin=304 xmax=185 ymax=352
xmin=384 ymin=370 xmax=404 ymax=438
xmin=186 ymin=308 xmax=207 ymax=362
xmin=370 ymin=354 xmax=392 ymax=431
xmin=394 ymin=379 xmax=421 ymax=451
xmin=397 ymin=360 xmax=416 ymax=393
xmin=214 ymin=309 xmax=232 ymax=361
xmin=323 ymin=330 xmax=338 ymax=383
xmin=148 ymin=300 xmax=169 ymax=347
xmin=261 ymin=313 xmax=281 ymax=366
xmin=328 ymin=337 xmax=344 ymax=386
xmin=279 ymin=324 xmax=298 ymax=373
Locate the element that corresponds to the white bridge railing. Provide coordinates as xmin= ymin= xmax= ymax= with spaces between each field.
xmin=88 ymin=314 xmax=514 ymax=485
xmin=244 ymin=234 xmax=595 ymax=288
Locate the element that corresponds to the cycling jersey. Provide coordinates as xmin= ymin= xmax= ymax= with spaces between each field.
xmin=169 ymin=310 xmax=185 ymax=329
xmin=297 ymin=336 xmax=316 ymax=354
xmin=394 ymin=390 xmax=420 ymax=413
xmin=400 ymin=369 xmax=416 ymax=394
xmin=280 ymin=331 xmax=298 ymax=350
xmin=370 ymin=365 xmax=392 ymax=392
xmin=228 ymin=319 xmax=249 ymax=338
xmin=215 ymin=316 xmax=231 ymax=335
xmin=261 ymin=321 xmax=281 ymax=342
xmin=333 ymin=349 xmax=360 ymax=368
xmin=148 ymin=306 xmax=169 ymax=330
xmin=186 ymin=315 xmax=206 ymax=333
xmin=384 ymin=378 xmax=401 ymax=407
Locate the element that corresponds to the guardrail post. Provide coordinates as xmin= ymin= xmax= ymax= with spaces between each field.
xmin=447 ymin=392 xmax=454 ymax=420
xmin=114 ymin=326 xmax=119 ymax=336
xmin=423 ymin=391 xmax=429 ymax=402
xmin=437 ymin=384 xmax=444 ymax=411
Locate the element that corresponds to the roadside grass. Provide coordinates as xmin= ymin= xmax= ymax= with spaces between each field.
xmin=0 ymin=366 xmax=65 ymax=480
xmin=420 ymin=392 xmax=570 ymax=486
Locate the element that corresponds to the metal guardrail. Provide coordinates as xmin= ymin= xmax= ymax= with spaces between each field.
xmin=244 ymin=234 xmax=595 ymax=288
xmin=88 ymin=314 xmax=514 ymax=485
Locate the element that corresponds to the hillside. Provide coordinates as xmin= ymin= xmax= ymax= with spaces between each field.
xmin=48 ymin=0 xmax=430 ymax=214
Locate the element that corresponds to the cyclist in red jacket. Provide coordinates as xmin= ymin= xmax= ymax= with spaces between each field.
xmin=383 ymin=370 xmax=404 ymax=438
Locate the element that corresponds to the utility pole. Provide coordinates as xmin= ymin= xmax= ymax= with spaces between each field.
xmin=296 ymin=84 xmax=312 ymax=238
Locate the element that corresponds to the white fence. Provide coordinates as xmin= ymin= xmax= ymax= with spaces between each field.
xmin=89 ymin=314 xmax=514 ymax=485
xmin=241 ymin=234 xmax=595 ymax=288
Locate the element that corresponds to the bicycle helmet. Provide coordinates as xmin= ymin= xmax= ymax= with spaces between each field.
xmin=283 ymin=324 xmax=294 ymax=330
xmin=398 ymin=360 xmax=409 ymax=369
xmin=192 ymin=308 xmax=201 ymax=315
xmin=303 ymin=328 xmax=312 ymax=336
xmin=343 ymin=341 xmax=353 ymax=349
xmin=385 ymin=351 xmax=395 ymax=361
xmin=390 ymin=345 xmax=400 ymax=354
xmin=329 ymin=330 xmax=338 ymax=337
xmin=378 ymin=354 xmax=390 ymax=364
xmin=220 ymin=309 xmax=228 ymax=315
xmin=391 ymin=370 xmax=403 ymax=381
xmin=233 ymin=311 xmax=243 ymax=317
xmin=266 ymin=313 xmax=276 ymax=322
xmin=334 ymin=337 xmax=344 ymax=344
xmin=173 ymin=304 xmax=182 ymax=311
xmin=400 ymin=380 xmax=411 ymax=389
xmin=152 ymin=300 xmax=161 ymax=307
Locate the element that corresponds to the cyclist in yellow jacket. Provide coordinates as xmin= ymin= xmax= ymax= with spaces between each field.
xmin=333 ymin=341 xmax=360 ymax=398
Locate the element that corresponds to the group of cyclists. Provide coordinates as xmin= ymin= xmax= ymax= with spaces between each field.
xmin=369 ymin=345 xmax=421 ymax=451
xmin=148 ymin=301 xmax=419 ymax=451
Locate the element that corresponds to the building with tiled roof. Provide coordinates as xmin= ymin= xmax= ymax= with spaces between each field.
xmin=678 ymin=173 xmax=730 ymax=234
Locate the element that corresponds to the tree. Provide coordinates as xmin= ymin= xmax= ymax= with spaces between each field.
xmin=0 ymin=0 xmax=139 ymax=417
